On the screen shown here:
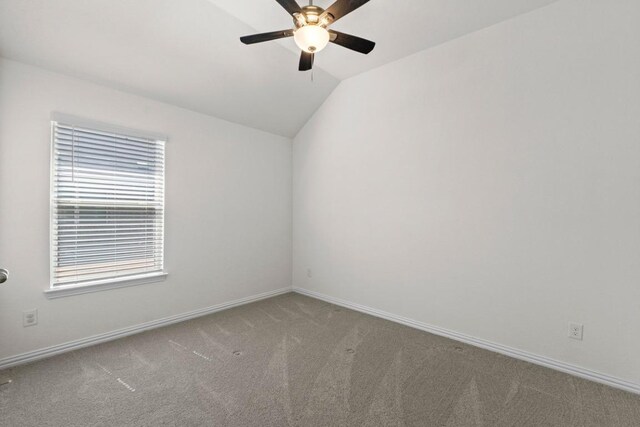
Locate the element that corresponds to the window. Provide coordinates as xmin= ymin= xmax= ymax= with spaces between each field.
xmin=50 ymin=118 xmax=165 ymax=294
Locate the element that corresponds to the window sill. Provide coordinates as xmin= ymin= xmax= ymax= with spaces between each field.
xmin=44 ymin=272 xmax=168 ymax=299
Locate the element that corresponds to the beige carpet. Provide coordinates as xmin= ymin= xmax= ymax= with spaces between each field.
xmin=0 ymin=292 xmax=638 ymax=426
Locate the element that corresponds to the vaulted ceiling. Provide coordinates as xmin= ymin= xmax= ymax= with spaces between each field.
xmin=0 ymin=0 xmax=559 ymax=137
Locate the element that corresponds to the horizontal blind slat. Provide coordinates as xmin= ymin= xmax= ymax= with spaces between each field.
xmin=55 ymin=124 xmax=162 ymax=144
xmin=54 ymin=244 xmax=164 ymax=256
xmin=55 ymin=254 xmax=163 ymax=266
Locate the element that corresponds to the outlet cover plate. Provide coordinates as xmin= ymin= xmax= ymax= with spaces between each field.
xmin=568 ymin=322 xmax=583 ymax=340
xmin=23 ymin=309 xmax=38 ymax=327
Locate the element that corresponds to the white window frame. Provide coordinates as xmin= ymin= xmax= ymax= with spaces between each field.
xmin=45 ymin=114 xmax=167 ymax=299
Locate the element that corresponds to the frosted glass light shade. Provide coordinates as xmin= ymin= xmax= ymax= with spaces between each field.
xmin=294 ymin=25 xmax=330 ymax=53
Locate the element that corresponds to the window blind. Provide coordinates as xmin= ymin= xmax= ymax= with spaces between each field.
xmin=51 ymin=121 xmax=165 ymax=287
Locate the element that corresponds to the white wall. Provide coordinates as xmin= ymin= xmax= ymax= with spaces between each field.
xmin=0 ymin=58 xmax=292 ymax=360
xmin=293 ymin=0 xmax=640 ymax=385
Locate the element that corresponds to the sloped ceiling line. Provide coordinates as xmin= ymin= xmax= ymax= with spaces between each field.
xmin=0 ymin=0 xmax=559 ymax=137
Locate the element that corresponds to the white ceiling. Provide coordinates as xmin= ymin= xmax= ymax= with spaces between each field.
xmin=0 ymin=0 xmax=559 ymax=137
xmin=211 ymin=0 xmax=560 ymax=81
xmin=0 ymin=0 xmax=339 ymax=137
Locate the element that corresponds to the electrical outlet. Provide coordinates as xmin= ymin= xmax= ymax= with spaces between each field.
xmin=307 ymin=268 xmax=312 ymax=278
xmin=23 ymin=309 xmax=38 ymax=327
xmin=568 ymin=322 xmax=583 ymax=340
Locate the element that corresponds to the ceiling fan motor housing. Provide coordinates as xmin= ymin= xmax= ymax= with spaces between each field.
xmin=296 ymin=6 xmax=319 ymax=27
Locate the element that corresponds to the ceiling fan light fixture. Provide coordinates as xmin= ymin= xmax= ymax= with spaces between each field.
xmin=294 ymin=25 xmax=330 ymax=53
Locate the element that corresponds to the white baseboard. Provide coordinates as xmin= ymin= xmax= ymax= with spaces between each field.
xmin=5 ymin=285 xmax=638 ymax=396
xmin=0 ymin=287 xmax=291 ymax=371
xmin=293 ymin=287 xmax=640 ymax=396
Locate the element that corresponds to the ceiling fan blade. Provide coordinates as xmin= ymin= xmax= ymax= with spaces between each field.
xmin=240 ymin=29 xmax=294 ymax=45
xmin=299 ymin=51 xmax=314 ymax=71
xmin=275 ymin=0 xmax=302 ymax=16
xmin=329 ymin=30 xmax=375 ymax=54
xmin=321 ymin=0 xmax=370 ymax=23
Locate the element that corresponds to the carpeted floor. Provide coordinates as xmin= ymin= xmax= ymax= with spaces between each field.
xmin=0 ymin=292 xmax=639 ymax=426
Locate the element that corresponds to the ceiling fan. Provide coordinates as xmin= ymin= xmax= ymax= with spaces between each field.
xmin=240 ymin=0 xmax=375 ymax=71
